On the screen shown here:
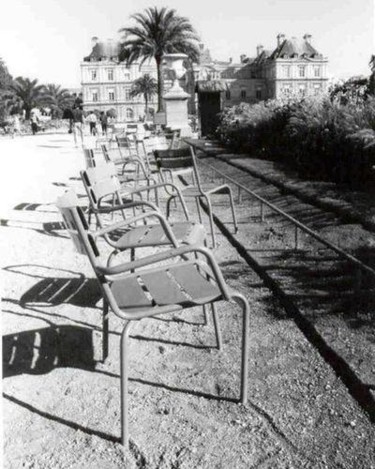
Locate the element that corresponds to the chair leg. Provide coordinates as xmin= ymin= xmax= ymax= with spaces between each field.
xmin=166 ymin=196 xmax=174 ymax=219
xmin=211 ymin=302 xmax=222 ymax=350
xmin=203 ymin=194 xmax=216 ymax=248
xmin=227 ymin=186 xmax=238 ymax=233
xmin=120 ymin=320 xmax=132 ymax=447
xmin=101 ymin=299 xmax=109 ymax=362
xmin=195 ymin=196 xmax=203 ymax=224
xmin=202 ymin=304 xmax=208 ymax=325
xmin=231 ymin=293 xmax=250 ymax=404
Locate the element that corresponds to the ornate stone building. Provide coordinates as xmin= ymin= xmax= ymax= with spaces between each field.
xmin=196 ymin=34 xmax=329 ymax=105
xmin=81 ymin=38 xmax=158 ymax=121
xmin=80 ymin=34 xmax=328 ymax=121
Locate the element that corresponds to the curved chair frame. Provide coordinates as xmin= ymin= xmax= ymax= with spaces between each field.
xmin=56 ymin=190 xmax=250 ymax=448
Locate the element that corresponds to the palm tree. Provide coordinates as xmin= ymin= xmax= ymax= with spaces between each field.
xmin=119 ymin=7 xmax=200 ymax=112
xmin=130 ymin=74 xmax=157 ymax=119
xmin=11 ymin=77 xmax=44 ymax=119
xmin=40 ymin=84 xmax=74 ymax=118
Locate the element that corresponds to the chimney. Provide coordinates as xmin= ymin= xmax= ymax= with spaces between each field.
xmin=256 ymin=45 xmax=264 ymax=57
xmin=91 ymin=36 xmax=99 ymax=47
xmin=277 ymin=33 xmax=285 ymax=46
xmin=240 ymin=54 xmax=247 ymax=63
xmin=303 ymin=33 xmax=312 ymax=44
xmin=229 ymin=57 xmax=233 ymax=64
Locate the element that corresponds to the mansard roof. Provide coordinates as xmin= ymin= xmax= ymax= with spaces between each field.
xmin=252 ymin=50 xmax=272 ymax=65
xmin=270 ymin=37 xmax=322 ymax=59
xmin=84 ymin=40 xmax=121 ymax=62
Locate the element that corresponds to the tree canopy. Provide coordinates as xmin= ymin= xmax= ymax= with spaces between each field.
xmin=119 ymin=7 xmax=200 ymax=111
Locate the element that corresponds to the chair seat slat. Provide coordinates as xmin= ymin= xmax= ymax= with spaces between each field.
xmin=111 ymin=277 xmax=151 ymax=309
xmin=169 ymin=264 xmax=221 ymax=301
xmin=141 ymin=271 xmax=187 ymax=304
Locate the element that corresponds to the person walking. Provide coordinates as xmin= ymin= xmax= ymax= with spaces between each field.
xmin=72 ymin=106 xmax=84 ymax=146
xmin=100 ymin=111 xmax=108 ymax=135
xmin=12 ymin=115 xmax=21 ymax=138
xmin=30 ymin=113 xmax=39 ymax=135
xmin=87 ymin=112 xmax=98 ymax=136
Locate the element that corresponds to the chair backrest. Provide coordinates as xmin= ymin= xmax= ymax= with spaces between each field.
xmin=153 ymin=146 xmax=202 ymax=187
xmin=170 ymin=129 xmax=181 ymax=150
xmin=101 ymin=144 xmax=111 ymax=163
xmin=116 ymin=135 xmax=138 ymax=160
xmin=83 ymin=148 xmax=96 ymax=168
xmin=81 ymin=162 xmax=122 ymax=212
xmin=56 ymin=190 xmax=100 ymax=262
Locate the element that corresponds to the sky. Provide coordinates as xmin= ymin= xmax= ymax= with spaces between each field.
xmin=1 ymin=0 xmax=374 ymax=88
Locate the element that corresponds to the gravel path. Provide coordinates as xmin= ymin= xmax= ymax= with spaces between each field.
xmin=2 ymin=134 xmax=375 ymax=468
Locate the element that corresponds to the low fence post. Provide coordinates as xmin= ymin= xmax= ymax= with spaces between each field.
xmin=260 ymin=202 xmax=265 ymax=222
xmin=237 ymin=187 xmax=242 ymax=204
xmin=295 ymin=226 xmax=299 ymax=250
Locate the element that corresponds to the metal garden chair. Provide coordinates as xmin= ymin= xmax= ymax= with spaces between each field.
xmin=56 ymin=189 xmax=250 ymax=448
xmin=80 ymin=162 xmax=205 ymax=261
xmin=154 ymin=146 xmax=238 ymax=248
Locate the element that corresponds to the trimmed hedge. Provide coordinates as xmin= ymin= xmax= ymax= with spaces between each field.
xmin=216 ymin=97 xmax=375 ymax=188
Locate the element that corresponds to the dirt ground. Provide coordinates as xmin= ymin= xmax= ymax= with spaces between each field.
xmin=2 ymin=133 xmax=375 ymax=468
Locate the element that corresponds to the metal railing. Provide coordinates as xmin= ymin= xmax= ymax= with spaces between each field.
xmin=189 ymin=142 xmax=375 ymax=295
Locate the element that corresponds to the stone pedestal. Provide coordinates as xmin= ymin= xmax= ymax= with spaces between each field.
xmin=164 ymin=84 xmax=192 ymax=137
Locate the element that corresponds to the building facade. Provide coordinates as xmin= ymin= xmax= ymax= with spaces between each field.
xmin=81 ymin=38 xmax=158 ymax=121
xmin=196 ymin=33 xmax=329 ymax=105
xmin=80 ymin=34 xmax=329 ymax=121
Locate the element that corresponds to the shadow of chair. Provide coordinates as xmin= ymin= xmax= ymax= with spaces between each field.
xmin=3 ymin=325 xmax=96 ymax=378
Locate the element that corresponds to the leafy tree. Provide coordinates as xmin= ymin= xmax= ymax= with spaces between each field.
xmin=40 ymin=84 xmax=74 ymax=118
xmin=368 ymin=55 xmax=375 ymax=96
xmin=11 ymin=77 xmax=44 ymax=119
xmin=119 ymin=7 xmax=200 ymax=111
xmin=0 ymin=58 xmax=15 ymax=122
xmin=130 ymin=74 xmax=157 ymax=119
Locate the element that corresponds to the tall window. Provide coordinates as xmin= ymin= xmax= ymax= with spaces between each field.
xmin=126 ymin=108 xmax=134 ymax=120
xmin=240 ymin=89 xmax=246 ymax=99
xmin=314 ymin=84 xmax=322 ymax=95
xmin=298 ymin=66 xmax=306 ymax=78
xmin=256 ymin=88 xmax=262 ymax=100
xmin=225 ymin=90 xmax=231 ymax=99
xmin=91 ymin=89 xmax=98 ymax=102
xmin=123 ymin=72 xmax=130 ymax=81
xmin=124 ymin=88 xmax=131 ymax=100
xmin=314 ymin=66 xmax=321 ymax=78
xmin=282 ymin=84 xmax=291 ymax=95
xmin=282 ymin=65 xmax=290 ymax=78
xmin=90 ymin=69 xmax=97 ymax=81
xmin=108 ymin=89 xmax=115 ymax=101
xmin=298 ymin=84 xmax=306 ymax=96
xmin=107 ymin=69 xmax=114 ymax=81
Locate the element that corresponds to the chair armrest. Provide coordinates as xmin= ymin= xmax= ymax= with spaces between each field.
xmin=96 ymin=245 xmax=231 ymax=299
xmin=96 ymin=199 xmax=159 ymax=214
xmin=92 ymin=209 xmax=178 ymax=246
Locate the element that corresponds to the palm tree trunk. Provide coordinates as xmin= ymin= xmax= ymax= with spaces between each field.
xmin=144 ymin=94 xmax=149 ymax=120
xmin=156 ymin=56 xmax=164 ymax=112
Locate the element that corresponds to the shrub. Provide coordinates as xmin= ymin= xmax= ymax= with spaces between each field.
xmin=217 ymin=96 xmax=375 ymax=188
